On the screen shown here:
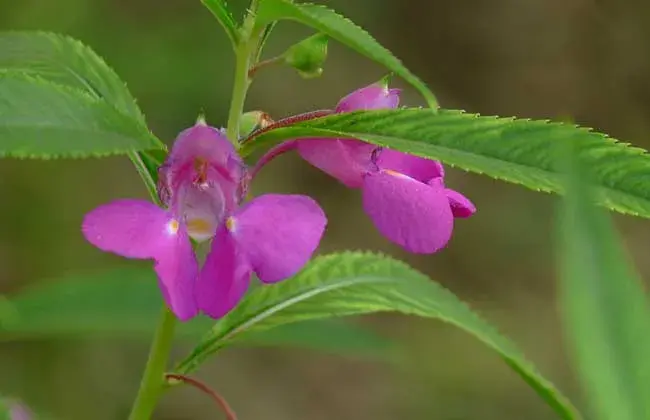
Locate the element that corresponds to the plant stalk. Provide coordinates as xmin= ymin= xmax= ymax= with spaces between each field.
xmin=225 ymin=0 xmax=263 ymax=145
xmin=225 ymin=44 xmax=253 ymax=144
xmin=127 ymin=306 xmax=177 ymax=420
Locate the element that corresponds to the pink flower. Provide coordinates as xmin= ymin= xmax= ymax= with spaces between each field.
xmin=82 ymin=122 xmax=327 ymax=320
xmin=254 ymin=81 xmax=475 ymax=254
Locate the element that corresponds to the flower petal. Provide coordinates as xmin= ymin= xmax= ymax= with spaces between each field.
xmin=174 ymin=176 xmax=228 ymax=242
xmin=230 ymin=194 xmax=327 ymax=283
xmin=250 ymin=82 xmax=400 ymax=184
xmin=197 ymin=225 xmax=251 ymax=319
xmin=154 ymin=225 xmax=199 ymax=321
xmin=82 ymin=199 xmax=198 ymax=320
xmin=82 ymin=199 xmax=174 ymax=259
xmin=336 ymin=83 xmax=400 ymax=112
xmin=445 ymin=188 xmax=476 ymax=218
xmin=377 ymin=149 xmax=444 ymax=182
xmin=362 ymin=172 xmax=454 ymax=253
xmin=163 ymin=123 xmax=244 ymax=196
xmin=297 ymin=138 xmax=375 ymax=188
xmin=168 ymin=123 xmax=237 ymax=172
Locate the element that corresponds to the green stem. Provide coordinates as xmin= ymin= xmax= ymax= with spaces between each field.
xmin=127 ymin=307 xmax=177 ymax=420
xmin=225 ymin=0 xmax=262 ymax=144
xmin=225 ymin=42 xmax=253 ymax=144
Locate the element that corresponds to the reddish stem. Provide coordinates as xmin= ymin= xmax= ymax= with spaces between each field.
xmin=247 ymin=56 xmax=282 ymax=78
xmin=165 ymin=373 xmax=238 ymax=420
xmin=241 ymin=109 xmax=335 ymax=144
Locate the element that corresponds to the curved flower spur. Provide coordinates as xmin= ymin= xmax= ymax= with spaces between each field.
xmin=82 ymin=120 xmax=327 ymax=321
xmin=251 ymin=79 xmax=476 ymax=254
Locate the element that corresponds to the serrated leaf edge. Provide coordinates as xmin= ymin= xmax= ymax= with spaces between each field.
xmin=0 ymin=71 xmax=162 ymax=159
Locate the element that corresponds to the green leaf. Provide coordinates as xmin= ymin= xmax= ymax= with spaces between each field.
xmin=0 ymin=31 xmax=166 ymax=195
xmin=255 ymin=0 xmax=438 ymax=108
xmin=0 ymin=267 xmax=200 ymax=339
xmin=558 ymin=145 xmax=650 ymax=420
xmin=242 ymin=108 xmax=650 ymax=219
xmin=201 ymin=0 xmax=240 ymax=48
xmin=0 ymin=267 xmax=391 ymax=359
xmin=176 ymin=252 xmax=581 ymax=420
xmin=238 ymin=318 xmax=392 ymax=358
xmin=0 ymin=72 xmax=160 ymax=158
xmin=0 ymin=31 xmax=146 ymax=123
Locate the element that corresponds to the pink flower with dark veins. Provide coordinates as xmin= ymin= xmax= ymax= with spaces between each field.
xmin=254 ymin=80 xmax=475 ymax=254
xmin=82 ymin=122 xmax=327 ymax=320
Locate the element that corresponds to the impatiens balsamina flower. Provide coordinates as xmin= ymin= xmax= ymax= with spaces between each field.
xmin=254 ymin=81 xmax=475 ymax=254
xmin=82 ymin=121 xmax=327 ymax=320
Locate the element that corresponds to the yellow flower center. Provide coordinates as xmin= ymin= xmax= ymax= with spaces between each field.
xmin=186 ymin=218 xmax=215 ymax=241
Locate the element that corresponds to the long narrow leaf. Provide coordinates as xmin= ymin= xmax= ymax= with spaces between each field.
xmin=558 ymin=146 xmax=650 ymax=420
xmin=243 ymin=108 xmax=650 ymax=219
xmin=177 ymin=251 xmax=581 ymax=420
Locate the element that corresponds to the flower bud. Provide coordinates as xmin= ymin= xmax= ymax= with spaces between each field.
xmin=282 ymin=33 xmax=328 ymax=79
xmin=239 ymin=111 xmax=273 ymax=139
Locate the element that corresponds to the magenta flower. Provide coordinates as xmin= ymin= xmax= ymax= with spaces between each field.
xmin=254 ymin=81 xmax=475 ymax=254
xmin=82 ymin=122 xmax=327 ymax=320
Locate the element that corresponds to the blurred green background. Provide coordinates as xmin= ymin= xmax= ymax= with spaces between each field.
xmin=2 ymin=0 xmax=650 ymax=418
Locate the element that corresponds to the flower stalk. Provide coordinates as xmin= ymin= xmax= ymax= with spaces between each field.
xmin=247 ymin=56 xmax=282 ymax=78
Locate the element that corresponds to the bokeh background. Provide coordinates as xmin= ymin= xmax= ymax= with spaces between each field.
xmin=1 ymin=0 xmax=649 ymax=418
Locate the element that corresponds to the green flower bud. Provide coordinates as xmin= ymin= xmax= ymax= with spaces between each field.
xmin=282 ymin=33 xmax=328 ymax=79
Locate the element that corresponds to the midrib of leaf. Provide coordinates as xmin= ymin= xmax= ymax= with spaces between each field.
xmin=215 ymin=276 xmax=387 ymax=343
xmin=13 ymin=66 xmax=98 ymax=105
xmin=177 ymin=276 xmax=388 ymax=374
